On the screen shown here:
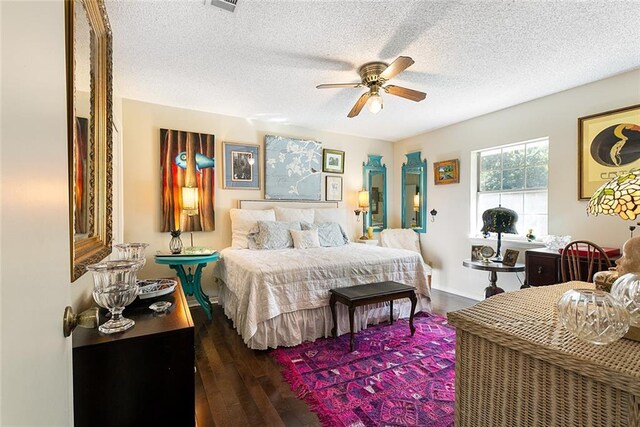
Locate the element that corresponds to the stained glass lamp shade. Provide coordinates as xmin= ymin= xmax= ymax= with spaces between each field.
xmin=481 ymin=206 xmax=518 ymax=262
xmin=587 ymin=170 xmax=640 ymax=221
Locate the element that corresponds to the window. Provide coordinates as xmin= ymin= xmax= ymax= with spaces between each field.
xmin=473 ymin=138 xmax=549 ymax=238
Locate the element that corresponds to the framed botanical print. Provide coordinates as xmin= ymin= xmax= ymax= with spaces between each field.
xmin=322 ymin=149 xmax=345 ymax=174
xmin=222 ymin=142 xmax=260 ymax=190
xmin=325 ymin=175 xmax=342 ymax=201
xmin=433 ymin=159 xmax=460 ymax=185
xmin=265 ymin=135 xmax=322 ymax=200
xmin=578 ymin=104 xmax=640 ymax=199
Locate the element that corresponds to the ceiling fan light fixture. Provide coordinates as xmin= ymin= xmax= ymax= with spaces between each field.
xmin=367 ymin=93 xmax=383 ymax=114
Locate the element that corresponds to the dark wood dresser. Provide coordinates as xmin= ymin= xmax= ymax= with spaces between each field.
xmin=73 ymin=284 xmax=195 ymax=427
xmin=525 ymin=247 xmax=620 ymax=286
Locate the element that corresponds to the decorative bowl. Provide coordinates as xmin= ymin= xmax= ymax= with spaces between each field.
xmin=611 ymin=273 xmax=640 ymax=327
xmin=557 ymin=288 xmax=629 ymax=345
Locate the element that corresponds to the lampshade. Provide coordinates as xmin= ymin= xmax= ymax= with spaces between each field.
xmin=587 ymin=170 xmax=640 ymax=220
xmin=481 ymin=206 xmax=518 ymax=234
xmin=413 ymin=194 xmax=420 ymax=209
xmin=367 ymin=93 xmax=383 ymax=114
xmin=358 ymin=190 xmax=370 ymax=209
xmin=181 ymin=186 xmax=199 ymax=215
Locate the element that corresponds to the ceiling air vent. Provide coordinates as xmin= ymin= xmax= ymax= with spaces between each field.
xmin=210 ymin=0 xmax=237 ymax=13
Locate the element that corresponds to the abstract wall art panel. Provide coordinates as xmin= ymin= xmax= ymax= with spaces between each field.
xmin=160 ymin=128 xmax=215 ymax=232
xmin=264 ymin=135 xmax=322 ymax=200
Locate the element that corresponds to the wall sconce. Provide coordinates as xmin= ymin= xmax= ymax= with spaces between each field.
xmin=430 ymin=209 xmax=438 ymax=222
xmin=413 ymin=194 xmax=420 ymax=209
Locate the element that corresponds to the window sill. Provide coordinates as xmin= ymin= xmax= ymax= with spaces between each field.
xmin=468 ymin=236 xmax=546 ymax=250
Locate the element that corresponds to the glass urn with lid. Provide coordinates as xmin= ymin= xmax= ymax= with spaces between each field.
xmin=87 ymin=259 xmax=142 ymax=334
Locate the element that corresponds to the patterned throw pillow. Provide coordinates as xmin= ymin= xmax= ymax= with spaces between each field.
xmin=301 ymin=222 xmax=349 ymax=247
xmin=290 ymin=229 xmax=320 ymax=249
xmin=247 ymin=221 xmax=301 ymax=250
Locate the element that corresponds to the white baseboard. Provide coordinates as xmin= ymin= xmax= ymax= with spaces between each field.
xmin=430 ymin=284 xmax=483 ymax=302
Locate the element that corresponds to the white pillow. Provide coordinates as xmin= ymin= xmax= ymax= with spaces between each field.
xmin=274 ymin=206 xmax=314 ymax=223
xmin=290 ymin=229 xmax=321 ymax=249
xmin=229 ymin=209 xmax=276 ymax=249
xmin=314 ymin=208 xmax=348 ymax=237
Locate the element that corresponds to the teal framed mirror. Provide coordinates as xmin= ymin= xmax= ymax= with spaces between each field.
xmin=402 ymin=152 xmax=427 ymax=233
xmin=363 ymin=155 xmax=387 ymax=231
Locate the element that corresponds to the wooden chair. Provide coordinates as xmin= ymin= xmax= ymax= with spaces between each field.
xmin=560 ymin=240 xmax=613 ymax=282
xmin=380 ymin=228 xmax=432 ymax=289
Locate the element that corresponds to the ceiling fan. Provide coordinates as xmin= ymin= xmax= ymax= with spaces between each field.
xmin=316 ymin=56 xmax=426 ymax=118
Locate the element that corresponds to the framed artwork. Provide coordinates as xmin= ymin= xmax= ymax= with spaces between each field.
xmin=579 ymin=104 xmax=640 ymax=199
xmin=265 ymin=135 xmax=322 ymax=200
xmin=322 ymin=149 xmax=345 ymax=174
xmin=325 ymin=175 xmax=343 ymax=201
xmin=502 ymin=249 xmax=520 ymax=267
xmin=434 ymin=159 xmax=460 ymax=185
xmin=160 ymin=128 xmax=215 ymax=232
xmin=471 ymin=245 xmax=484 ymax=261
xmin=222 ymin=142 xmax=260 ymax=190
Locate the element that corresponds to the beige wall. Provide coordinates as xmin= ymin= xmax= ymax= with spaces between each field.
xmin=121 ymin=99 xmax=394 ymax=296
xmin=1 ymin=1 xmax=72 ymax=424
xmin=394 ymin=69 xmax=640 ymax=300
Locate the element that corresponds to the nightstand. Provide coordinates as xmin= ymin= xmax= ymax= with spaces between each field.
xmin=357 ymin=239 xmax=379 ymax=245
xmin=73 ymin=284 xmax=195 ymax=427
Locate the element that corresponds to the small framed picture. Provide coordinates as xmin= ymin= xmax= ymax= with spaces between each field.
xmin=434 ymin=159 xmax=460 ymax=185
xmin=325 ymin=176 xmax=343 ymax=201
xmin=471 ymin=245 xmax=484 ymax=261
xmin=322 ymin=149 xmax=345 ymax=174
xmin=222 ymin=142 xmax=260 ymax=189
xmin=502 ymin=249 xmax=520 ymax=267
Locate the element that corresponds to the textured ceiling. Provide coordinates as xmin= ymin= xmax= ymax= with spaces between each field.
xmin=104 ymin=0 xmax=640 ymax=142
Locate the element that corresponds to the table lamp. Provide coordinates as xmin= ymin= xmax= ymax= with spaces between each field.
xmin=358 ymin=190 xmax=370 ymax=239
xmin=481 ymin=206 xmax=518 ymax=262
xmin=181 ymin=186 xmax=199 ymax=246
xmin=587 ymin=170 xmax=640 ymax=283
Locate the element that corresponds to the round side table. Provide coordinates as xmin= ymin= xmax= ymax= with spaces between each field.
xmin=462 ymin=259 xmax=525 ymax=298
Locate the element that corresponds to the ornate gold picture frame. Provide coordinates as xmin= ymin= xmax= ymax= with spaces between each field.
xmin=433 ymin=159 xmax=460 ymax=185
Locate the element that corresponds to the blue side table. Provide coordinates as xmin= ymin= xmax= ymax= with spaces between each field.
xmin=154 ymin=253 xmax=219 ymax=320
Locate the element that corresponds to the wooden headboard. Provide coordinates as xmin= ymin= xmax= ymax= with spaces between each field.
xmin=238 ymin=200 xmax=339 ymax=210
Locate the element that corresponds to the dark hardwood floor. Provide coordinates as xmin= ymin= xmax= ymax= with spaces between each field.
xmin=193 ymin=288 xmax=477 ymax=427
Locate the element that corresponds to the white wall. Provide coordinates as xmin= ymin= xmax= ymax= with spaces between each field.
xmin=121 ymin=99 xmax=394 ymax=296
xmin=1 ymin=1 xmax=72 ymax=425
xmin=394 ymin=69 xmax=640 ymax=300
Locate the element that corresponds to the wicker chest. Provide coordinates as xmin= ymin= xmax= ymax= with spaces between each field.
xmin=448 ymin=282 xmax=640 ymax=427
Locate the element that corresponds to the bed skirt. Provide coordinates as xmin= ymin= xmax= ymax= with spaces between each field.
xmin=218 ymin=282 xmax=432 ymax=350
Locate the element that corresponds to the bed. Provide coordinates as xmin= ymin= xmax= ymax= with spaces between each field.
xmin=212 ymin=201 xmax=431 ymax=349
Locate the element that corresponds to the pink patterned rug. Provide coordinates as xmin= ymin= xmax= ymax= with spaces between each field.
xmin=271 ymin=313 xmax=456 ymax=427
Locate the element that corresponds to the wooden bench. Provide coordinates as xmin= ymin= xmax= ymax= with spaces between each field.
xmin=329 ymin=281 xmax=417 ymax=352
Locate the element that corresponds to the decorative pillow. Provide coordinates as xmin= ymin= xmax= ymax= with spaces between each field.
xmin=301 ymin=222 xmax=349 ymax=247
xmin=314 ymin=208 xmax=348 ymax=235
xmin=274 ymin=206 xmax=315 ymax=223
xmin=248 ymin=221 xmax=301 ymax=250
xmin=291 ymin=229 xmax=321 ymax=249
xmin=230 ymin=209 xmax=276 ymax=249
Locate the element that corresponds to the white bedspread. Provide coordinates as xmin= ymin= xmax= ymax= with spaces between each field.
xmin=212 ymin=243 xmax=430 ymax=345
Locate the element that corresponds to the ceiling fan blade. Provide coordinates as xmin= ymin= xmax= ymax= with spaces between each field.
xmin=316 ymin=83 xmax=362 ymax=89
xmin=384 ymin=85 xmax=426 ymax=102
xmin=379 ymin=56 xmax=414 ymax=81
xmin=347 ymin=92 xmax=371 ymax=118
